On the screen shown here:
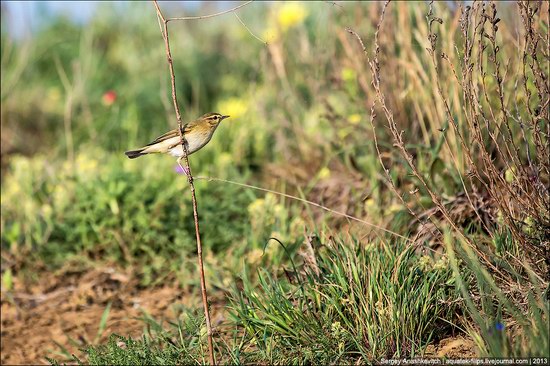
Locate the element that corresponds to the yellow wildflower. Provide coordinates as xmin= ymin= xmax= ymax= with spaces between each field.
xmin=348 ymin=114 xmax=361 ymax=125
xmin=217 ymin=97 xmax=248 ymax=120
xmin=289 ymin=217 xmax=305 ymax=241
xmin=318 ymin=167 xmax=331 ymax=179
xmin=41 ymin=204 xmax=53 ymax=218
xmin=218 ymin=152 xmax=232 ymax=168
xmin=277 ymin=3 xmax=308 ymax=31
xmin=341 ymin=67 xmax=356 ymax=82
xmin=364 ymin=198 xmax=377 ymax=213
xmin=247 ymin=198 xmax=265 ymax=216
xmin=75 ymin=153 xmax=98 ymax=177
xmin=247 ymin=248 xmax=264 ymax=265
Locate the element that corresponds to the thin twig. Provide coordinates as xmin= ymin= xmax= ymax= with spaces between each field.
xmin=167 ymin=1 xmax=254 ymax=22
xmin=194 ymin=176 xmax=413 ymax=242
xmin=152 ymin=2 xmax=215 ymax=364
xmin=233 ymin=11 xmax=267 ymax=45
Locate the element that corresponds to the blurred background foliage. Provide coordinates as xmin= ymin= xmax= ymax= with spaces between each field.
xmin=1 ymin=1 xmax=548 ymax=363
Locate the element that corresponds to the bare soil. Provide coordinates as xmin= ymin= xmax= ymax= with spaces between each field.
xmin=1 ymin=265 xmax=188 ymax=365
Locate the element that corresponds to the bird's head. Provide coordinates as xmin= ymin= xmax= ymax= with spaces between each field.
xmin=201 ymin=112 xmax=230 ymax=126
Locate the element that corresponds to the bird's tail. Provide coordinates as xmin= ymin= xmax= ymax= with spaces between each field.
xmin=125 ymin=149 xmax=147 ymax=159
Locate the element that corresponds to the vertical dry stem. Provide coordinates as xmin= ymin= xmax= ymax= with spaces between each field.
xmin=347 ymin=1 xmax=508 ymax=279
xmin=152 ymin=2 xmax=215 ymax=364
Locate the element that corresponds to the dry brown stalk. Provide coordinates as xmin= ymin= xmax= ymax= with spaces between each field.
xmin=346 ymin=2 xmax=455 ymax=251
xmin=458 ymin=1 xmax=548 ymax=254
xmin=149 ymin=2 xmax=258 ymax=363
xmin=345 ymin=24 xmax=438 ymax=247
xmin=347 ymin=1 xmax=515 ymax=279
xmin=425 ymin=2 xmax=500 ymax=238
xmin=152 ymin=1 xmax=214 ymax=364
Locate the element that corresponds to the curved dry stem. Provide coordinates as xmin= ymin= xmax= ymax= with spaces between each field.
xmin=167 ymin=1 xmax=254 ymax=22
xmin=194 ymin=176 xmax=413 ymax=243
xmin=233 ymin=11 xmax=267 ymax=45
xmin=152 ymin=1 xmax=215 ymax=364
xmin=348 ymin=1 xmax=509 ymax=280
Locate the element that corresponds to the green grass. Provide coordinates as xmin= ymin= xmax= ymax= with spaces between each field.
xmin=446 ymin=232 xmax=549 ymax=358
xmin=229 ymin=237 xmax=458 ymax=363
xmin=1 ymin=151 xmax=258 ymax=285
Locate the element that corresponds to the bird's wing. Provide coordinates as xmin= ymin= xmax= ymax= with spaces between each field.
xmin=147 ymin=121 xmax=199 ymax=146
xmin=146 ymin=128 xmax=180 ymax=146
xmin=143 ymin=122 xmax=195 ymax=151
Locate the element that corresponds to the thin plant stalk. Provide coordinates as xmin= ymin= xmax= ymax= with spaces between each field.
xmin=152 ymin=1 xmax=215 ymax=364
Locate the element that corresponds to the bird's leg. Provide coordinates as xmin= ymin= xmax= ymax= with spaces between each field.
xmin=177 ymin=157 xmax=189 ymax=176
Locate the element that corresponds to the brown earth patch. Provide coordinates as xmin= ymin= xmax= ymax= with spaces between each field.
xmin=1 ymin=265 xmax=200 ymax=365
xmin=424 ymin=336 xmax=478 ymax=358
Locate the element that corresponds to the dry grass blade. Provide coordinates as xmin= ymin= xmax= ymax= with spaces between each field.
xmin=347 ymin=1 xmax=518 ymax=281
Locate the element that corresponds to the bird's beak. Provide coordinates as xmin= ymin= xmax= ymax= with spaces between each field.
xmin=221 ymin=115 xmax=230 ymax=120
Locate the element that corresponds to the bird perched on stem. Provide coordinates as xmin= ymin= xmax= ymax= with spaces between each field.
xmin=125 ymin=112 xmax=230 ymax=174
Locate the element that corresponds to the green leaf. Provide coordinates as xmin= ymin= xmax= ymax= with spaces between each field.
xmin=2 ymin=268 xmax=13 ymax=291
xmin=95 ymin=302 xmax=112 ymax=344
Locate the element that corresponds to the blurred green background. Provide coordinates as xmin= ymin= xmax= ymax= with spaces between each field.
xmin=2 ymin=1 xmax=374 ymax=279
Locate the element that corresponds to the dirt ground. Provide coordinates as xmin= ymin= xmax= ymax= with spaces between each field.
xmin=1 ymin=264 xmax=478 ymax=365
xmin=1 ymin=265 xmax=197 ymax=365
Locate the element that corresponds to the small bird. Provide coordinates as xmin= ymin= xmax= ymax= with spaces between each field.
xmin=125 ymin=112 xmax=230 ymax=174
